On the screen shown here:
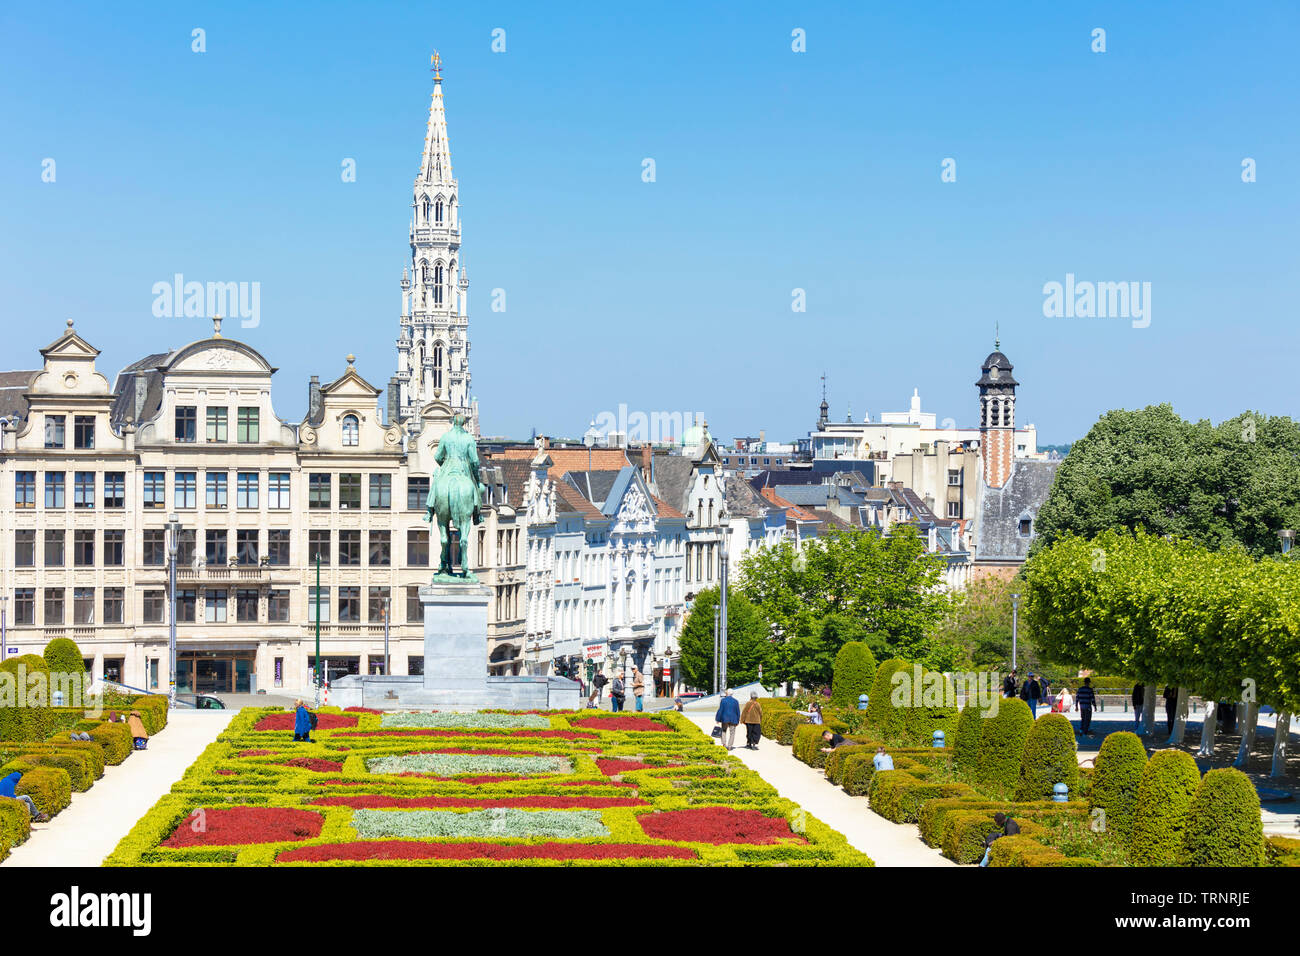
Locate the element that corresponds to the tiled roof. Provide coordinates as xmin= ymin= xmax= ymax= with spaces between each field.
xmin=0 ymin=370 xmax=38 ymax=424
xmin=759 ymin=488 xmax=820 ymax=523
xmin=975 ymin=460 xmax=1060 ymax=562
xmin=494 ymin=457 xmax=532 ymax=510
xmin=553 ymin=480 xmax=603 ymax=518
xmin=495 ymin=446 xmax=630 ymax=479
xmin=724 ymin=476 xmax=771 ymax=518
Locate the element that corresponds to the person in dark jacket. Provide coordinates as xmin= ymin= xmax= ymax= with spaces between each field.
xmin=1020 ymin=673 xmax=1042 ymax=717
xmin=819 ymin=730 xmax=852 ymax=752
xmin=1075 ymin=678 xmax=1097 ymax=735
xmin=1163 ymin=685 xmax=1179 ymax=735
xmin=1003 ymin=670 xmax=1018 ymax=698
xmin=715 ymin=689 xmax=741 ymax=750
xmin=739 ymin=691 xmax=763 ymax=749
xmin=293 ymin=700 xmax=314 ymax=742
xmin=0 ymin=771 xmax=49 ymax=822
xmin=609 ymin=671 xmax=627 ymax=712
xmin=979 ymin=812 xmax=1021 ymax=867
xmin=1131 ymin=683 xmax=1146 ymax=734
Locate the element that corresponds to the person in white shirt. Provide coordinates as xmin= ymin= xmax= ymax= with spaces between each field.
xmin=1056 ymin=686 xmax=1074 ymax=713
xmin=872 ymin=747 xmax=894 ymax=771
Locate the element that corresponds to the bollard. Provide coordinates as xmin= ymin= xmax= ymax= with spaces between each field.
xmin=858 ymin=694 xmax=869 ymax=711
xmin=933 ymin=730 xmax=945 ymax=748
xmin=1052 ymin=782 xmax=1068 ymax=803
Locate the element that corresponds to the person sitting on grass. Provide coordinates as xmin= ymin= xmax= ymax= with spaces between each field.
xmin=819 ymin=729 xmax=851 ymax=753
xmin=0 ymin=771 xmax=50 ymax=823
xmin=293 ymin=700 xmax=315 ymax=743
xmin=978 ymin=812 xmax=1021 ymax=867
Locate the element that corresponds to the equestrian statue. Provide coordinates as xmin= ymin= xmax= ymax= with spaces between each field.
xmin=423 ymin=413 xmax=486 ymax=580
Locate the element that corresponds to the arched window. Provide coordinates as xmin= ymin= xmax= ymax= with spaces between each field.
xmin=420 ymin=260 xmax=431 ymax=284
xmin=422 ymin=196 xmax=431 ymax=222
xmin=435 ymin=198 xmax=444 ymax=224
xmin=433 ymin=264 xmax=444 ymax=304
xmin=432 ymin=343 xmax=444 ymax=391
xmin=342 ymin=414 xmax=359 ymax=446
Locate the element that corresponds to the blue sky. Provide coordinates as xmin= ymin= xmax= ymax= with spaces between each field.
xmin=2 ymin=1 xmax=1297 ymax=445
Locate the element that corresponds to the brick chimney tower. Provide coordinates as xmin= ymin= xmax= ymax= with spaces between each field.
xmin=976 ymin=339 xmax=1019 ymax=488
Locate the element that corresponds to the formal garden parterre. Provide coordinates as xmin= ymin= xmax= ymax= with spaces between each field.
xmin=105 ymin=708 xmax=871 ymax=866
xmin=759 ymin=641 xmax=1298 ymax=868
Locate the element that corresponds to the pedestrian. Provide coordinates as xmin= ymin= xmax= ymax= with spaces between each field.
xmin=1163 ymin=685 xmax=1179 ymax=735
xmin=795 ymin=700 xmax=823 ymax=725
xmin=632 ymin=667 xmax=645 ymax=712
xmin=672 ymin=696 xmax=684 ymax=712
xmin=127 ymin=710 xmax=149 ymax=750
xmin=293 ymin=699 xmax=314 ymax=742
xmin=1132 ymin=682 xmax=1146 ymax=734
xmin=1055 ymin=685 xmax=1074 ymax=714
xmin=978 ymin=811 xmax=1021 ymax=867
xmin=1039 ymin=675 xmax=1051 ymax=702
xmin=1075 ymin=678 xmax=1097 ymax=736
xmin=872 ymin=746 xmax=894 ymax=771
xmin=1021 ymin=672 xmax=1042 ymax=718
xmin=609 ymin=671 xmax=626 ymax=713
xmin=715 ymin=689 xmax=741 ymax=750
xmin=740 ymin=691 xmax=763 ymax=750
xmin=0 ymin=771 xmax=49 ymax=823
xmin=591 ymin=669 xmax=608 ymax=706
xmin=1003 ymin=670 xmax=1018 ymax=699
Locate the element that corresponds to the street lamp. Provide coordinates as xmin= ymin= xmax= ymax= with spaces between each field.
xmin=712 ymin=606 xmax=721 ymax=694
xmin=166 ymin=513 xmax=182 ymax=709
xmin=583 ymin=419 xmax=599 ymax=500
xmin=383 ymin=596 xmax=391 ymax=677
xmin=719 ymin=524 xmax=731 ymax=693
xmin=1010 ymin=591 xmax=1021 ymax=671
xmin=0 ymin=594 xmax=7 ymax=663
xmin=1279 ymin=529 xmax=1295 ymax=556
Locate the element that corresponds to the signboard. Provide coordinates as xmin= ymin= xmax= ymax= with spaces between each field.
xmin=583 ymin=643 xmax=606 ymax=662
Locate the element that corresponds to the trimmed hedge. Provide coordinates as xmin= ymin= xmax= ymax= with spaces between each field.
xmin=1088 ymin=731 xmax=1147 ymax=843
xmin=975 ymin=698 xmax=1033 ymax=792
xmin=900 ymin=664 xmax=960 ymax=747
xmin=90 ymin=722 xmax=133 ymax=765
xmin=1015 ymin=713 xmax=1079 ymax=802
xmin=772 ymin=712 xmax=806 ymax=746
xmin=1266 ymin=836 xmax=1300 ymax=867
xmin=0 ymin=796 xmax=32 ymax=862
xmin=865 ymin=658 xmax=911 ymax=743
xmin=824 ymin=743 xmax=879 ymax=785
xmin=0 ymin=750 xmax=95 ymax=792
xmin=1182 ymin=768 xmax=1264 ymax=867
xmin=868 ymin=769 xmax=977 ymax=824
xmin=757 ymin=699 xmax=792 ymax=739
xmin=0 ymin=706 xmax=87 ymax=744
xmin=1129 ymin=749 xmax=1201 ymax=867
xmin=16 ymin=765 xmax=71 ymax=816
xmin=792 ymin=724 xmax=831 ymax=768
xmin=953 ymin=699 xmax=987 ymax=778
xmin=988 ymin=832 xmax=1099 ymax=867
xmin=830 ymin=642 xmax=877 ymax=709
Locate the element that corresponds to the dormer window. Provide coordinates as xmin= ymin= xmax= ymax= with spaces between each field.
xmin=342 ymin=414 xmax=359 ymax=447
xmin=1017 ymin=514 xmax=1034 ymax=538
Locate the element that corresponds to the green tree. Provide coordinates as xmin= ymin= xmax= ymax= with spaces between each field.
xmin=678 ymin=587 xmax=772 ymax=691
xmin=1035 ymin=405 xmax=1300 ymax=556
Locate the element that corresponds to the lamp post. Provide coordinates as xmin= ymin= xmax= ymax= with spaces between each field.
xmin=1280 ymin=529 xmax=1295 ymax=556
xmin=166 ymin=513 xmax=181 ymax=709
xmin=712 ymin=605 xmax=720 ymax=694
xmin=314 ymin=551 xmax=322 ymax=707
xmin=383 ymin=596 xmax=391 ymax=677
xmin=583 ymin=420 xmax=599 ymax=500
xmin=719 ymin=525 xmax=730 ymax=692
xmin=1010 ymin=591 xmax=1020 ymax=671
xmin=1 ymin=594 xmax=8 ymax=662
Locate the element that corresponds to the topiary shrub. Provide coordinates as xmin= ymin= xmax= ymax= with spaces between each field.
xmin=1129 ymin=749 xmax=1201 ymax=867
xmin=868 ymin=769 xmax=977 ymax=824
xmin=773 ymin=712 xmax=805 ymax=746
xmin=0 ymin=751 xmax=94 ymax=792
xmin=793 ymin=724 xmax=832 ymax=768
xmin=975 ymin=698 xmax=1033 ymax=793
xmin=1088 ymin=731 xmax=1147 ymax=843
xmin=865 ymin=658 xmax=911 ymax=743
xmin=758 ymin=699 xmax=793 ymax=739
xmin=1181 ymin=768 xmax=1265 ymax=867
xmin=953 ymin=699 xmax=988 ymax=779
xmin=901 ymin=664 xmax=960 ymax=746
xmin=1016 ymin=713 xmax=1079 ymax=802
xmin=89 ymin=722 xmax=133 ymax=765
xmin=825 ymin=743 xmax=878 ymax=785
xmin=0 ymin=796 xmax=32 ymax=862
xmin=42 ymin=638 xmax=89 ymax=685
xmin=15 ymin=765 xmax=71 ymax=816
xmin=1266 ymin=836 xmax=1300 ymax=867
xmin=830 ymin=642 xmax=877 ymax=709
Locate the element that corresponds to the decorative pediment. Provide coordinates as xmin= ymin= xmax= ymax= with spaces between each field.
xmin=169 ymin=340 xmax=272 ymax=375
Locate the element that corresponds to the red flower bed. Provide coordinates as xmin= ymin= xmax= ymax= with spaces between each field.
xmin=278 ymin=841 xmax=696 ymax=862
xmin=238 ymin=749 xmax=275 ymax=757
xmin=555 ymin=779 xmax=638 ymax=788
xmin=337 ymin=729 xmax=597 ymax=739
xmin=596 ymin=759 xmax=678 ymax=776
xmin=344 ymin=706 xmax=383 ymax=713
xmin=162 ymin=807 xmax=323 ymax=848
xmin=253 ymin=713 xmax=358 ymax=732
xmin=637 ymin=807 xmax=806 ymax=845
xmin=571 ymin=716 xmax=673 ymax=733
xmin=280 ymin=757 xmax=344 ymax=773
xmin=311 ymin=794 xmax=648 ymax=809
xmin=316 ymin=779 xmax=373 ymax=786
xmin=215 ymin=769 xmax=238 ymax=776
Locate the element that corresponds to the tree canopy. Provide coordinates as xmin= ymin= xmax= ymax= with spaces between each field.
xmin=1035 ymin=405 xmax=1300 ymax=556
xmin=677 ymin=587 xmax=772 ymax=691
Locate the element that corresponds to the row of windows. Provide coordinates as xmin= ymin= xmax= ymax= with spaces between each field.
xmin=14 ymin=471 xmax=431 ymax=511
xmin=10 ymin=528 xmax=441 ymax=569
xmin=172 ymin=406 xmax=261 ymax=443
xmin=43 ymin=415 xmax=97 ymax=450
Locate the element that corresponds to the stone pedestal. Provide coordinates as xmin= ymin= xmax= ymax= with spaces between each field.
xmin=329 ymin=579 xmax=581 ymax=712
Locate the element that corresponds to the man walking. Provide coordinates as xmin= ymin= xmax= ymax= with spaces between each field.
xmin=1163 ymin=685 xmax=1178 ymax=735
xmin=1076 ymin=677 xmax=1097 ymax=736
xmin=1003 ymin=670 xmax=1018 ymax=699
xmin=715 ymin=689 xmax=740 ymax=750
xmin=1132 ymin=683 xmax=1146 ymax=734
xmin=1021 ymin=672 xmax=1042 ymax=718
xmin=739 ymin=690 xmax=763 ymax=749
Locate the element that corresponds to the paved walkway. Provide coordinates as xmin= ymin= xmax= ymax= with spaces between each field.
xmin=3 ymin=710 xmax=234 ymax=867
xmin=684 ymin=714 xmax=953 ymax=867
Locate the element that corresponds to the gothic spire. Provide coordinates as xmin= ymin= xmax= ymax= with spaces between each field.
xmin=419 ymin=51 xmax=453 ymax=185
